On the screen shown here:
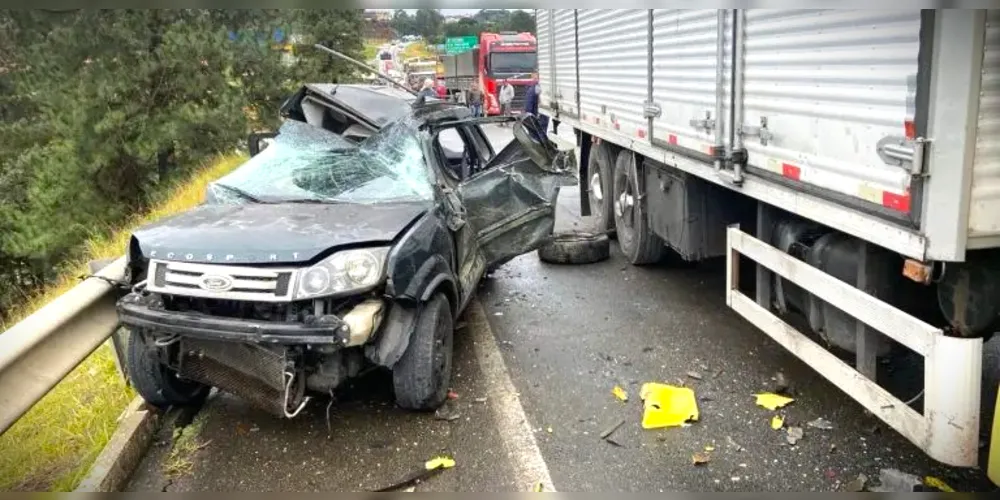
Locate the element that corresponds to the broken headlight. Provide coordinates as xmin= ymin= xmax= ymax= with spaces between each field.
xmin=294 ymin=247 xmax=390 ymax=300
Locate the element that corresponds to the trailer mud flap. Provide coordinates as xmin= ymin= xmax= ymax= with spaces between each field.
xmin=725 ymin=226 xmax=983 ymax=467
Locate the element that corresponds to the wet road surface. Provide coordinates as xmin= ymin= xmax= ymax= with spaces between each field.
xmin=125 ymin=125 xmax=999 ymax=492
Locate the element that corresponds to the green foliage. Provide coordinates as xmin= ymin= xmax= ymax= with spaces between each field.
xmin=0 ymin=9 xmax=365 ymax=322
xmin=392 ymin=9 xmax=537 ymax=43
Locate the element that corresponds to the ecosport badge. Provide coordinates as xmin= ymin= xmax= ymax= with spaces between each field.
xmin=199 ymin=274 xmax=234 ymax=292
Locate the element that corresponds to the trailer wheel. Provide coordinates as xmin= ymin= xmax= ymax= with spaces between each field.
xmin=588 ymin=142 xmax=617 ymax=238
xmin=537 ymin=230 xmax=611 ymax=265
xmin=613 ymin=151 xmax=664 ymax=265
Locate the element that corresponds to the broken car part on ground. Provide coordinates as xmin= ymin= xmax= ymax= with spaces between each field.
xmin=114 ymin=83 xmax=576 ymax=417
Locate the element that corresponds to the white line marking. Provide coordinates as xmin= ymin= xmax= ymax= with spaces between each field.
xmin=466 ymin=299 xmax=556 ymax=492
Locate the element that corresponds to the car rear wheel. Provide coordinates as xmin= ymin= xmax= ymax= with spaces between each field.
xmin=126 ymin=329 xmax=210 ymax=409
xmin=588 ymin=142 xmax=617 ymax=238
xmin=613 ymin=151 xmax=665 ymax=265
xmin=393 ymin=293 xmax=454 ymax=411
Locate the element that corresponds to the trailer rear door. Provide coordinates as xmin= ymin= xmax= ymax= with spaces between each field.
xmin=735 ymin=10 xmax=923 ymax=222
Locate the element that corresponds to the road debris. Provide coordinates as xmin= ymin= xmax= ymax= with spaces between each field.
xmin=807 ymin=417 xmax=834 ymax=430
xmin=786 ymin=426 xmax=803 ymax=445
xmin=533 ymin=482 xmax=545 ymax=492
xmin=726 ymin=436 xmax=745 ymax=452
xmin=923 ymin=476 xmax=955 ymax=492
xmin=868 ymin=468 xmax=922 ymax=492
xmin=600 ymin=418 xmax=627 ymax=440
xmin=755 ymin=392 xmax=795 ymax=410
xmin=434 ymin=404 xmax=461 ymax=422
xmin=845 ymin=473 xmax=868 ymax=492
xmin=372 ymin=456 xmax=456 ymax=492
xmin=639 ymin=382 xmax=699 ymax=429
xmin=447 ymin=390 xmax=459 ymax=400
xmin=612 ymin=385 xmax=629 ymax=402
xmin=691 ymin=451 xmax=711 ymax=466
xmin=474 ymin=397 xmax=488 ymax=403
xmin=773 ymin=371 xmax=790 ymax=393
xmin=770 ymin=415 xmax=784 ymax=430
xmin=685 ymin=371 xmax=703 ymax=380
xmin=704 ymin=445 xmax=715 ymax=452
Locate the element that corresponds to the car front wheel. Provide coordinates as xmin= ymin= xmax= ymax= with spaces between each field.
xmin=392 ymin=293 xmax=454 ymax=411
xmin=126 ymin=329 xmax=210 ymax=409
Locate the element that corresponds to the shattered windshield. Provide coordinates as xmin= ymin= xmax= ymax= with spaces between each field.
xmin=208 ymin=118 xmax=433 ymax=205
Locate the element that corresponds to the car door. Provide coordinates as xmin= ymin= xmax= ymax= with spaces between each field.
xmin=452 ymin=117 xmax=578 ymax=269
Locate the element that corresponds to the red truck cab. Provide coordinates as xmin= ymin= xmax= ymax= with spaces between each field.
xmin=479 ymin=32 xmax=538 ymax=115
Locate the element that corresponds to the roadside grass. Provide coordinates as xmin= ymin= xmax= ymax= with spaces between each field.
xmin=0 ymin=152 xmax=247 ymax=492
xmin=163 ymin=412 xmax=210 ymax=479
xmin=402 ymin=40 xmax=436 ymax=60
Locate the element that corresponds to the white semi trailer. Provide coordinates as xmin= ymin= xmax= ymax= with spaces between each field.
xmin=536 ymin=8 xmax=999 ymax=471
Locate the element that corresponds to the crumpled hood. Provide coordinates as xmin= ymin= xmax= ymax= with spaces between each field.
xmin=131 ymin=202 xmax=428 ymax=265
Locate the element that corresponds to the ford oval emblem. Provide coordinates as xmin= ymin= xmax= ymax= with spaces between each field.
xmin=199 ymin=274 xmax=234 ymax=292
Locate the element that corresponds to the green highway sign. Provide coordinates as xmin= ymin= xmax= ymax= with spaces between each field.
xmin=444 ymin=36 xmax=477 ymax=54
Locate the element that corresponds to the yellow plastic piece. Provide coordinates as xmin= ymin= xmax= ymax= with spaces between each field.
xmin=425 ymin=456 xmax=456 ymax=470
xmin=755 ymin=392 xmax=795 ymax=411
xmin=923 ymin=476 xmax=954 ymax=492
xmin=639 ymin=382 xmax=699 ymax=429
xmin=989 ymin=382 xmax=1000 ymax=486
xmin=612 ymin=385 xmax=629 ymax=402
xmin=771 ymin=415 xmax=784 ymax=430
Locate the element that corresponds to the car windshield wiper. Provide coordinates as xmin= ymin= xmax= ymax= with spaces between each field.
xmin=213 ymin=184 xmax=271 ymax=204
xmin=278 ymin=198 xmax=347 ymax=204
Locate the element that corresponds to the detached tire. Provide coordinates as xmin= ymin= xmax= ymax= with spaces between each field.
xmin=587 ymin=142 xmax=617 ymax=238
xmin=613 ymin=151 xmax=665 ymax=265
xmin=393 ymin=293 xmax=454 ymax=411
xmin=537 ymin=231 xmax=611 ymax=265
xmin=126 ymin=329 xmax=210 ymax=409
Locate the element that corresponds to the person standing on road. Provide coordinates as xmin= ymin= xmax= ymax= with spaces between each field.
xmin=468 ymin=84 xmax=484 ymax=117
xmin=498 ymin=79 xmax=515 ymax=126
xmin=415 ymin=78 xmax=438 ymax=105
xmin=524 ymin=73 xmax=549 ymax=134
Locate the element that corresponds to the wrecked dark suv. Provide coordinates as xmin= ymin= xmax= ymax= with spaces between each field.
xmin=116 ymin=83 xmax=576 ymax=417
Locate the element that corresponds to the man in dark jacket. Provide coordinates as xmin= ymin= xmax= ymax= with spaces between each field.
xmin=524 ymin=74 xmax=549 ymax=133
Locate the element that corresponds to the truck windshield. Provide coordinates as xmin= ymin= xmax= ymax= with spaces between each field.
xmin=208 ymin=119 xmax=434 ymax=205
xmin=489 ymin=51 xmax=537 ymax=76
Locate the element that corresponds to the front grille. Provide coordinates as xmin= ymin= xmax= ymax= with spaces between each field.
xmin=146 ymin=260 xmax=298 ymax=302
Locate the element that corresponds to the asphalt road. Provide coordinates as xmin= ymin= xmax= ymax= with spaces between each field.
xmin=125 ymin=124 xmax=999 ymax=492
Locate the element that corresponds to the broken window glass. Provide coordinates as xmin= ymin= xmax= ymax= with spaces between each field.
xmin=208 ymin=118 xmax=434 ymax=205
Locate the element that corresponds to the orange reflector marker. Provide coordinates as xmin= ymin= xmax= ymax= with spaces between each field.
xmin=902 ymin=259 xmax=932 ymax=284
xmin=781 ymin=163 xmax=801 ymax=181
xmin=883 ymin=191 xmax=911 ymax=212
xmin=668 ymin=134 xmax=678 ymax=145
xmin=904 ymin=120 xmax=916 ymax=140
xmin=637 ymin=129 xmax=646 ymax=139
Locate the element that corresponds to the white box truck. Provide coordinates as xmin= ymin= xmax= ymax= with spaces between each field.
xmin=536 ymin=8 xmax=998 ymax=469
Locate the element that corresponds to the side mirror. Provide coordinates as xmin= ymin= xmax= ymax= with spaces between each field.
xmin=248 ymin=132 xmax=278 ymax=157
xmin=512 ymin=115 xmax=557 ymax=169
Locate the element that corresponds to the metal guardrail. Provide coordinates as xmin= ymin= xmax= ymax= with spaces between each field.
xmin=0 ymin=257 xmax=127 ymax=434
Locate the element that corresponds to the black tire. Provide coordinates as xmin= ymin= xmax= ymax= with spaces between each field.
xmin=587 ymin=142 xmax=617 ymax=237
xmin=125 ymin=329 xmax=210 ymax=410
xmin=613 ymin=151 xmax=665 ymax=265
xmin=537 ymin=231 xmax=611 ymax=265
xmin=393 ymin=293 xmax=454 ymax=411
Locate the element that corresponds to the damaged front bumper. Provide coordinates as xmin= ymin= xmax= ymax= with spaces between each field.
xmin=116 ymin=292 xmax=383 ymax=346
